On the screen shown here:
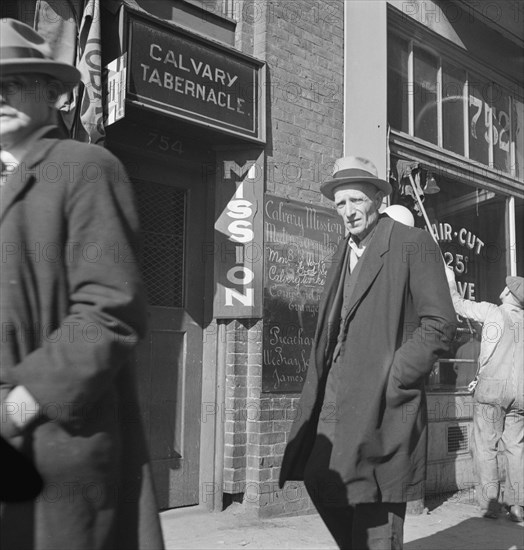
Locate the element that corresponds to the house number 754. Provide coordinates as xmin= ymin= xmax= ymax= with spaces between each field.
xmin=146 ymin=132 xmax=183 ymax=155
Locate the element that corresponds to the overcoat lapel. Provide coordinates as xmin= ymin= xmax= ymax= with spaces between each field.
xmin=0 ymin=134 xmax=61 ymax=225
xmin=308 ymin=235 xmax=350 ymax=379
xmin=342 ymin=216 xmax=393 ymax=323
xmin=317 ymin=234 xmax=350 ymax=325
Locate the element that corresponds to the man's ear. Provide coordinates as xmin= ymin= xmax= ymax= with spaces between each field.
xmin=43 ymin=78 xmax=67 ymax=105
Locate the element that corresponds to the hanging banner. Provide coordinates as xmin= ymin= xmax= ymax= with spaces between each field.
xmin=77 ymin=0 xmax=104 ymax=144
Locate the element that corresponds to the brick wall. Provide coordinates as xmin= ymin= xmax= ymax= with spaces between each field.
xmin=264 ymin=0 xmax=344 ymax=203
xmin=223 ymin=318 xmax=317 ymax=517
xmin=221 ymin=2 xmax=345 ymax=517
xmin=223 ymin=319 xmax=258 ymax=493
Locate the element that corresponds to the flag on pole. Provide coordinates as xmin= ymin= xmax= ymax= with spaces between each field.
xmin=34 ymin=0 xmax=83 ymax=134
xmin=76 ymin=0 xmax=104 ymax=144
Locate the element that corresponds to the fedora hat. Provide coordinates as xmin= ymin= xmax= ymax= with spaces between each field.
xmin=321 ymin=156 xmax=392 ymax=200
xmin=0 ymin=18 xmax=80 ymax=89
xmin=506 ymin=275 xmax=524 ymax=307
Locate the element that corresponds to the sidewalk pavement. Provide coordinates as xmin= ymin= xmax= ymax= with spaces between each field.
xmin=160 ymin=497 xmax=524 ymax=550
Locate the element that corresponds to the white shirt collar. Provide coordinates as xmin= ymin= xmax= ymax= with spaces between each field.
xmin=0 ymin=149 xmax=18 ymax=171
xmin=348 ymin=222 xmax=378 ymax=256
xmin=1 ymin=125 xmax=58 ymax=185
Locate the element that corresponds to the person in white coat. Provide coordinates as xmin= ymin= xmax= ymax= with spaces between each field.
xmin=446 ymin=269 xmax=524 ymax=522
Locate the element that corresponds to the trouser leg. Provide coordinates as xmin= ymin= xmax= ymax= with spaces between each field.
xmin=501 ymin=405 xmax=524 ymax=506
xmin=473 ymin=402 xmax=504 ymax=510
xmin=304 ymin=500 xmax=406 ymax=550
xmin=304 ymin=433 xmax=354 ymax=549
xmin=304 ymin=430 xmax=406 ymax=549
xmin=311 ymin=502 xmax=355 ymax=550
xmin=352 ymin=503 xmax=406 ymax=550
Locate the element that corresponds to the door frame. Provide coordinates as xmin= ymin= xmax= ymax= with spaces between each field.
xmin=108 ymin=140 xmax=219 ymax=509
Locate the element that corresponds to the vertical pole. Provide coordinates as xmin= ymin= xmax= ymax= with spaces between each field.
xmin=508 ymin=196 xmax=517 ymax=276
xmin=344 ymin=0 xmax=387 ymax=177
xmin=213 ymin=320 xmax=227 ymax=511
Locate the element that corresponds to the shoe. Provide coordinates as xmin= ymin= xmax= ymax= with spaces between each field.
xmin=482 ymin=500 xmax=499 ymax=519
xmin=508 ymin=505 xmax=524 ymax=523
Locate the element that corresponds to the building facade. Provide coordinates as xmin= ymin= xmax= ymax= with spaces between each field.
xmin=2 ymin=0 xmax=522 ymax=518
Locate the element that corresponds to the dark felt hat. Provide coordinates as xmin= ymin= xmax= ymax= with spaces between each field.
xmin=0 ymin=18 xmax=80 ymax=89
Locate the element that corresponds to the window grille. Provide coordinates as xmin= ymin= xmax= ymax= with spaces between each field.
xmin=132 ymin=179 xmax=186 ymax=307
xmin=447 ymin=424 xmax=469 ymax=454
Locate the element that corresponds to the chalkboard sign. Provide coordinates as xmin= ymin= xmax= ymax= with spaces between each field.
xmin=262 ymin=195 xmax=344 ymax=393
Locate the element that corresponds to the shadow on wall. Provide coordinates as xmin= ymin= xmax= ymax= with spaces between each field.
xmin=405 ymin=516 xmax=524 ymax=550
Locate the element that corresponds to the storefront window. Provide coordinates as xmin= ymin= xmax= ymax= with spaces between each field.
xmin=491 ymin=85 xmax=512 ymax=174
xmin=387 ymin=33 xmax=409 ymax=134
xmin=391 ymin=165 xmax=508 ymax=392
xmin=516 ymin=197 xmax=524 ymax=276
xmin=387 ymin=30 xmax=523 ymax=182
xmin=513 ymin=98 xmax=524 ymax=179
xmin=442 ymin=63 xmax=465 ymax=156
xmin=426 ymin=176 xmax=506 ymax=304
xmin=413 ymin=46 xmax=438 ymax=145
xmin=468 ymin=78 xmax=490 ymax=166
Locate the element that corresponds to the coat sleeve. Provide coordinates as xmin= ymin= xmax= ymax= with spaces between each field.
xmin=390 ymin=230 xmax=457 ymax=388
xmin=12 ymin=144 xmax=147 ymax=423
xmin=448 ymin=278 xmax=498 ymax=324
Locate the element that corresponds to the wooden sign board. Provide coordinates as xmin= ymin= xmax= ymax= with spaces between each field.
xmin=262 ymin=195 xmax=344 ymax=393
xmin=124 ymin=10 xmax=265 ymax=143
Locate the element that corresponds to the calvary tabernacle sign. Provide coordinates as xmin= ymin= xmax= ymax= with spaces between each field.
xmin=125 ymin=10 xmax=264 ymax=142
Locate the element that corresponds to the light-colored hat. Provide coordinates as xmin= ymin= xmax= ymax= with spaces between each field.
xmin=506 ymin=276 xmax=524 ymax=307
xmin=320 ymin=156 xmax=392 ymax=201
xmin=0 ymin=18 xmax=80 ymax=89
xmin=383 ymin=205 xmax=415 ymax=227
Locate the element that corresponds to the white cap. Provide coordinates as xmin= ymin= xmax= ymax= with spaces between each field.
xmin=383 ymin=205 xmax=415 ymax=227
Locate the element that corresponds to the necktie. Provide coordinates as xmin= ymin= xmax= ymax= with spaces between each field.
xmin=0 ymin=153 xmax=16 ymax=185
xmin=1 ymin=160 xmax=6 ymax=186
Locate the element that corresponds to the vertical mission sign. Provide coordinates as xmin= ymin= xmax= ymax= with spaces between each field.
xmin=213 ymin=151 xmax=264 ymax=319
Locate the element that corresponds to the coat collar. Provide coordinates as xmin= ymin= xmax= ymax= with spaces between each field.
xmin=341 ymin=214 xmax=393 ymax=322
xmin=0 ymin=129 xmax=63 ymax=224
xmin=318 ymin=215 xmax=394 ymax=332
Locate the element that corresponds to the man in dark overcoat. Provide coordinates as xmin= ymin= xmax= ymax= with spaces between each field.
xmin=0 ymin=18 xmax=164 ymax=549
xmin=279 ymin=156 xmax=457 ymax=549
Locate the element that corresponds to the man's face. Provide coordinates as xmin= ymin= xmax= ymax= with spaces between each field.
xmin=0 ymin=74 xmax=55 ymax=148
xmin=499 ymin=286 xmax=511 ymax=303
xmin=334 ymin=182 xmax=383 ymax=239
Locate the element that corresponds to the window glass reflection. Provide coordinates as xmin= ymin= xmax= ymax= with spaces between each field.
xmin=390 ymin=164 xmax=508 ymax=392
xmin=490 ymin=84 xmax=512 ymax=174
xmin=513 ymin=98 xmax=524 ymax=180
xmin=442 ymin=63 xmax=465 ymax=155
xmin=516 ymin=198 xmax=524 ymax=276
xmin=387 ymin=33 xmax=409 ymax=134
xmin=414 ymin=47 xmax=438 ymax=144
xmin=468 ymin=79 xmax=491 ymax=166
